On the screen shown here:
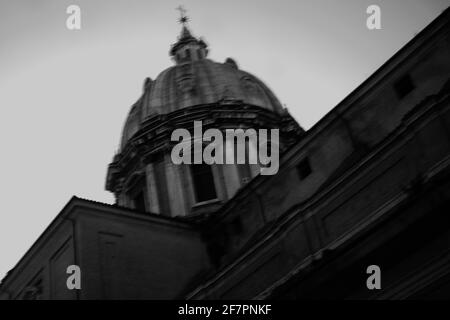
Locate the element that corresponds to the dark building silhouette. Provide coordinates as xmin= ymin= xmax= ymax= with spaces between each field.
xmin=1 ymin=8 xmax=450 ymax=300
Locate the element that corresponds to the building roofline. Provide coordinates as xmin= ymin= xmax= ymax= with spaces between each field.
xmin=0 ymin=196 xmax=198 ymax=289
xmin=309 ymin=6 xmax=450 ymax=129
xmin=207 ymin=6 xmax=450 ymax=224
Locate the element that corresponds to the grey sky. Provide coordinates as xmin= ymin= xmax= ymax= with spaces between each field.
xmin=0 ymin=0 xmax=448 ymax=279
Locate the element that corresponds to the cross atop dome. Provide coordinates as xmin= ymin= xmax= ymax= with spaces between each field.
xmin=176 ymin=5 xmax=189 ymax=26
xmin=175 ymin=5 xmax=193 ymax=40
xmin=170 ymin=7 xmax=209 ymax=64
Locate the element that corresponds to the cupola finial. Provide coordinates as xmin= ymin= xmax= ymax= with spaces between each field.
xmin=176 ymin=5 xmax=189 ymax=27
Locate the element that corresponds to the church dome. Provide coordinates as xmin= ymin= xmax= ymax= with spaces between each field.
xmin=120 ymin=29 xmax=285 ymax=149
xmin=107 ymin=12 xmax=304 ymax=217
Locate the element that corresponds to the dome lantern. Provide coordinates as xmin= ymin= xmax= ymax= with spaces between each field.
xmin=170 ymin=6 xmax=208 ymax=64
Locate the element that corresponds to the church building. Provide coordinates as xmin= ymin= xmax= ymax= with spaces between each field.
xmin=1 ymin=8 xmax=450 ymax=299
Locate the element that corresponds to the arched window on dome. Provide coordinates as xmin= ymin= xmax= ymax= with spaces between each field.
xmin=185 ymin=48 xmax=191 ymax=61
xmin=197 ymin=49 xmax=203 ymax=59
xmin=241 ymin=76 xmax=258 ymax=93
xmin=125 ymin=172 xmax=148 ymax=213
xmin=191 ymin=48 xmax=198 ymax=60
xmin=132 ymin=190 xmax=146 ymax=212
xmin=191 ymin=163 xmax=217 ymax=203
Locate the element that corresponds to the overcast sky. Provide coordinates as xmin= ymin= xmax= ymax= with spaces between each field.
xmin=0 ymin=0 xmax=448 ymax=279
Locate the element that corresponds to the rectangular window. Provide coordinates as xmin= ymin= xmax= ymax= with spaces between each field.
xmin=394 ymin=74 xmax=415 ymax=99
xmin=133 ymin=191 xmax=146 ymax=212
xmin=191 ymin=163 xmax=217 ymax=203
xmin=297 ymin=157 xmax=312 ymax=180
